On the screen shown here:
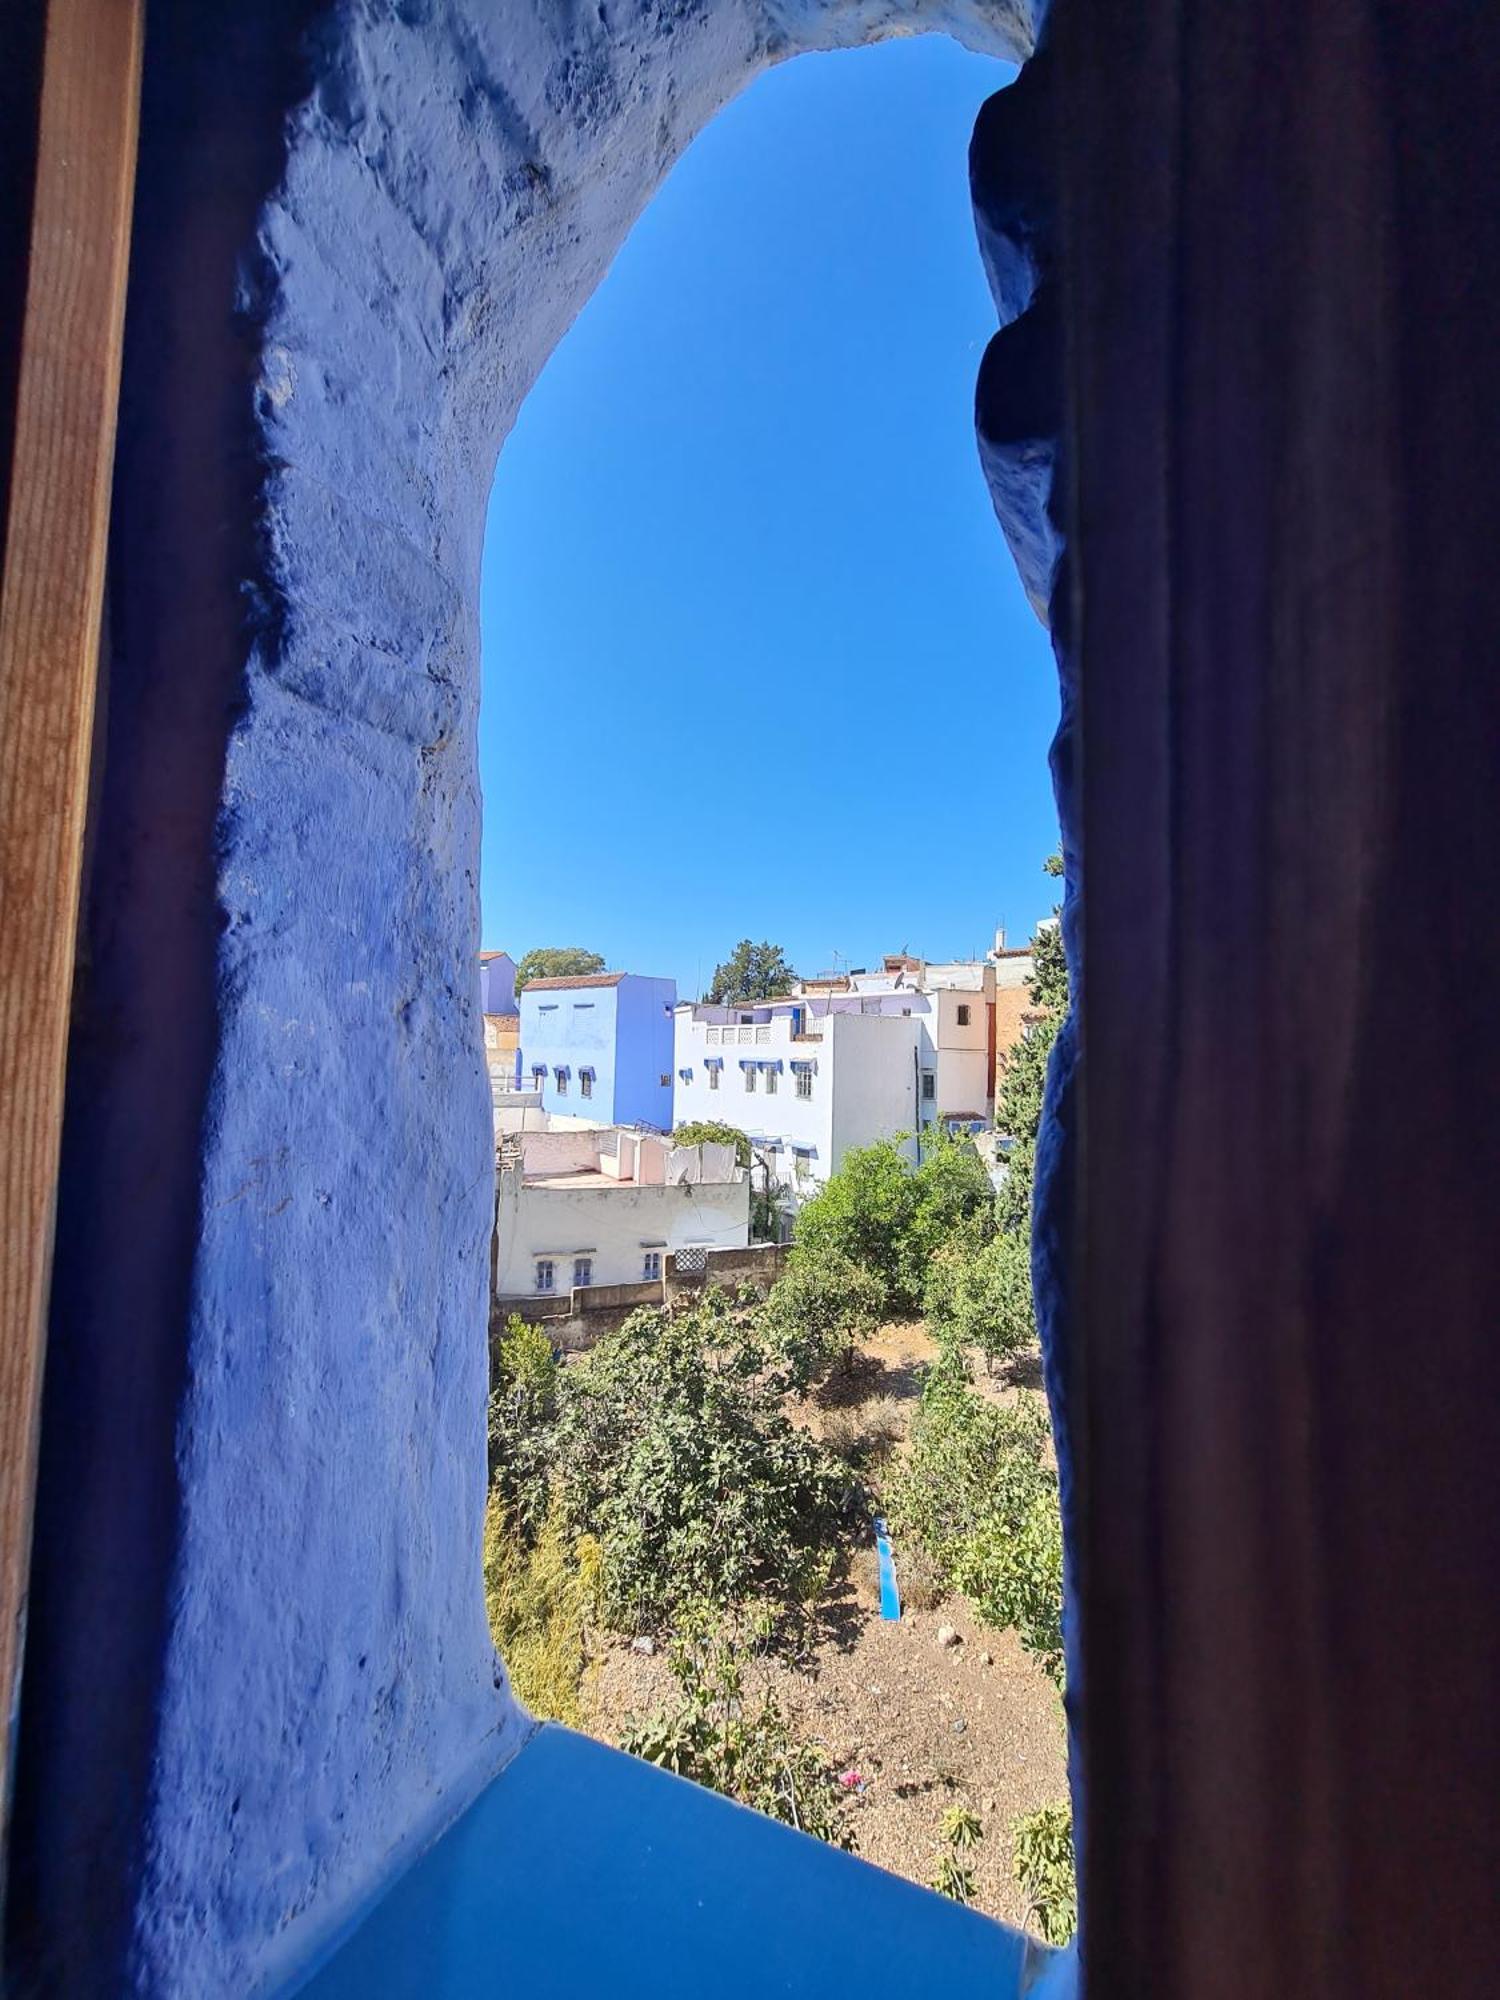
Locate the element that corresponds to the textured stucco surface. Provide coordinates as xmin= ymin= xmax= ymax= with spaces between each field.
xmin=14 ymin=1 xmax=1060 ymax=1993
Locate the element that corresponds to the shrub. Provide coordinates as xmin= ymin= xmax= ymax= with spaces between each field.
xmin=887 ymin=1364 xmax=1063 ymax=1683
xmin=792 ymin=1141 xmax=916 ymax=1308
xmin=901 ymin=1129 xmax=996 ymax=1302
xmin=487 ymin=1314 xmax=559 ymax=1539
xmin=1012 ymin=1802 xmax=1077 ymax=1945
xmin=761 ymin=1244 xmax=885 ymax=1389
xmin=925 ymin=1226 xmax=1036 ymax=1371
xmin=619 ymin=1611 xmax=853 ymax=1848
xmin=895 ymin=1539 xmax=946 ymax=1613
xmin=670 ymin=1120 xmax=752 ymax=1169
xmin=550 ymin=1297 xmax=851 ymax=1632
xmin=930 ymin=1803 xmax=983 ymax=1902
xmin=793 ymin=1132 xmax=994 ymax=1316
xmin=483 ymin=1490 xmax=594 ymax=1726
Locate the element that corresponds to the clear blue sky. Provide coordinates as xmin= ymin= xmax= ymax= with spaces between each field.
xmin=479 ymin=35 xmax=1060 ymax=995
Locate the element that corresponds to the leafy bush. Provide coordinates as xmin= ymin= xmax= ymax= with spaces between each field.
xmin=794 ymin=1131 xmax=993 ymax=1315
xmin=925 ymin=1225 xmax=1035 ymax=1371
xmin=793 ymin=1140 xmax=917 ymax=1307
xmin=670 ymin=1120 xmax=752 ymax=1169
xmin=1012 ymin=1802 xmax=1077 ymax=1945
xmin=487 ymin=1314 xmax=559 ymax=1538
xmin=901 ymin=1129 xmax=997 ymax=1302
xmin=619 ymin=1611 xmax=853 ymax=1848
xmin=887 ymin=1362 xmax=1063 ymax=1683
xmin=761 ymin=1244 xmax=885 ymax=1389
xmin=483 ymin=1490 xmax=595 ymax=1726
xmin=550 ymin=1297 xmax=850 ymax=1632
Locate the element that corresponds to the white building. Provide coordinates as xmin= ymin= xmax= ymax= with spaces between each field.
xmin=671 ymin=954 xmax=998 ymax=1199
xmin=494 ymin=1128 xmax=749 ymax=1301
xmin=817 ymin=954 xmax=999 ymax=1126
xmin=672 ymin=1001 xmax=923 ymax=1197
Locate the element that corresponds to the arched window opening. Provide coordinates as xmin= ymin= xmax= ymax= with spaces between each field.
xmin=477 ymin=37 xmax=1070 ymax=1941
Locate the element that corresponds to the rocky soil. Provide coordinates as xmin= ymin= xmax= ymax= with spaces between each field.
xmin=582 ymin=1320 xmax=1069 ymax=1930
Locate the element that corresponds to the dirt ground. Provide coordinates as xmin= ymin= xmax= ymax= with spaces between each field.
xmin=583 ymin=1320 xmax=1069 ymax=1930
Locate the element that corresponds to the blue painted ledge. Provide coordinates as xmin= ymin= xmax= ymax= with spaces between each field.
xmin=286 ymin=1725 xmax=1073 ymax=1998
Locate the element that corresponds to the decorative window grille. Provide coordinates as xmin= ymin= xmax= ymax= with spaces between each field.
xmin=765 ymin=1067 xmax=778 ymax=1095
xmin=796 ymin=1069 xmax=813 ymax=1100
xmin=744 ymin=1066 xmax=757 ymax=1093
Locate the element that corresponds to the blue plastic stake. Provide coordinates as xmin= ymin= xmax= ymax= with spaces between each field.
xmin=873 ymin=1515 xmax=901 ymax=1621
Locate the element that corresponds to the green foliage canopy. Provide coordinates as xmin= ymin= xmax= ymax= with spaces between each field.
xmin=487 ymin=1314 xmax=559 ymax=1539
xmin=794 ymin=1131 xmax=994 ymax=1315
xmin=706 ymin=939 xmax=797 ymax=1005
xmin=514 ymin=946 xmax=606 ymax=992
xmin=887 ymin=1359 xmax=1063 ymax=1683
xmin=549 ymin=1296 xmax=849 ymax=1632
xmin=669 ymin=1120 xmax=752 ymax=1169
xmin=761 ymin=1244 xmax=886 ymax=1390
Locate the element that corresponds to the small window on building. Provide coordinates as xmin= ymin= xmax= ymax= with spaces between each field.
xmin=660 ymin=1073 xmax=671 ymax=1088
xmin=556 ymin=1072 xmax=568 ymax=1096
xmin=709 ymin=1067 xmax=720 ymax=1092
xmin=765 ymin=1067 xmax=778 ymax=1095
xmin=573 ymin=1256 xmax=592 ymax=1289
xmin=535 ymin=1259 xmax=555 ymax=1294
xmin=744 ymin=1066 xmax=757 ymax=1093
xmin=921 ymin=1071 xmax=936 ymax=1101
xmin=642 ymin=1250 xmax=662 ymax=1281
xmin=957 ymin=1003 xmax=970 ymax=1026
xmin=580 ymin=1072 xmax=593 ymax=1099
xmin=796 ymin=1068 xmax=813 ymax=1100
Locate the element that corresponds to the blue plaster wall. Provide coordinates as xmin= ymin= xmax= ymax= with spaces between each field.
xmin=520 ymin=982 xmax=621 ymax=1120
xmin=519 ymin=975 xmax=677 ymax=1127
xmin=10 ymin=0 xmax=1050 ymax=1992
xmin=478 ymin=954 xmax=517 ymax=1014
xmin=612 ymin=975 xmax=678 ymax=1130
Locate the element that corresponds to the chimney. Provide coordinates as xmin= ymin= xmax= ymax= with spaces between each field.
xmin=994 ymin=925 xmax=1007 ymax=954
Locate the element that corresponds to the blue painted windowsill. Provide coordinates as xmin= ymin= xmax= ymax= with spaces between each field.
xmin=287 ymin=1725 xmax=1073 ymax=1998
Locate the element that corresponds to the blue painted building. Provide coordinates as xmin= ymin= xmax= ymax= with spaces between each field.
xmin=519 ymin=972 xmax=677 ymax=1128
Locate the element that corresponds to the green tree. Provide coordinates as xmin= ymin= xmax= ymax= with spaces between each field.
xmin=792 ymin=1131 xmax=993 ymax=1316
xmin=514 ymin=946 xmax=606 ymax=992
xmin=793 ymin=1139 xmax=917 ymax=1310
xmin=901 ymin=1127 xmax=997 ymax=1302
xmin=706 ymin=939 xmax=797 ymax=1004
xmin=762 ymin=1244 xmax=886 ymax=1389
xmin=550 ymin=1295 xmax=848 ymax=1632
xmin=924 ymin=1225 xmax=1035 ymax=1372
